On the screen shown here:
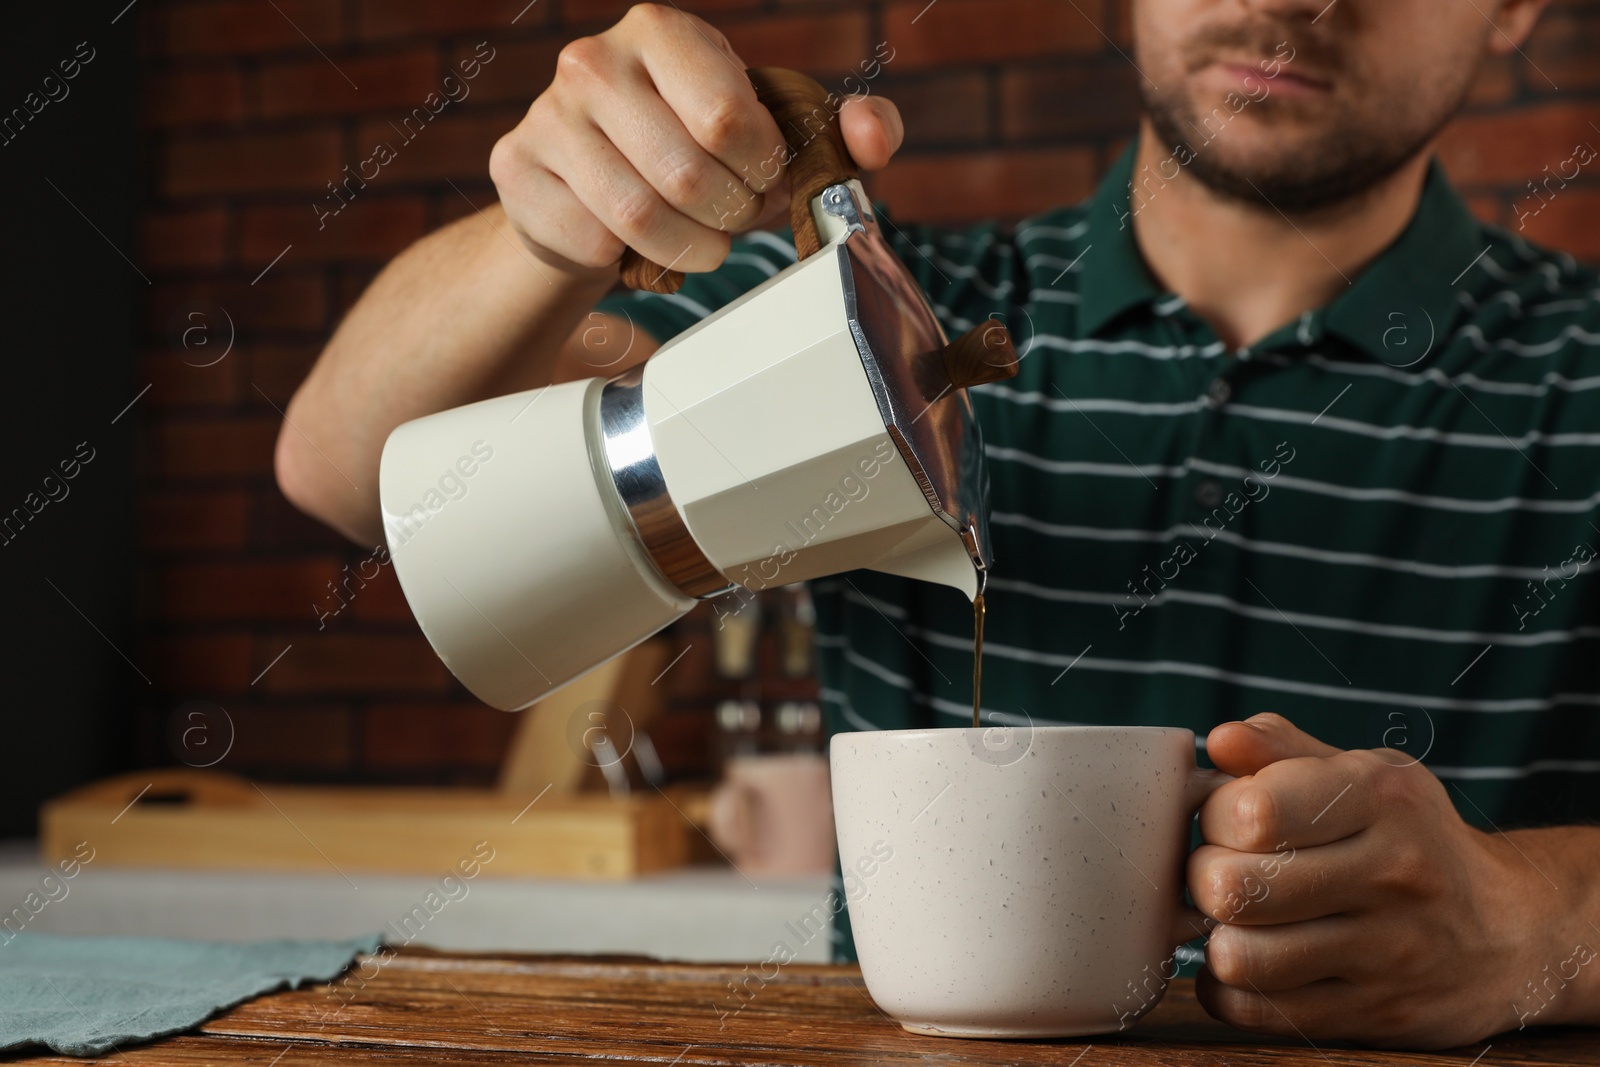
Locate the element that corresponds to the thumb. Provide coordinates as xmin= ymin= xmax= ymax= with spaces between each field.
xmin=839 ymin=94 xmax=903 ymax=171
xmin=1205 ymin=712 xmax=1342 ymax=778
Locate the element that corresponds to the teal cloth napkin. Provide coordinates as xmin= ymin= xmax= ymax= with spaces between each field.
xmin=0 ymin=932 xmax=382 ymax=1057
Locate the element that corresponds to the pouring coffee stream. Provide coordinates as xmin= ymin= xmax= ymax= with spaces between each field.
xmin=972 ymin=593 xmax=985 ymax=729
xmin=377 ymin=68 xmax=1019 ymax=713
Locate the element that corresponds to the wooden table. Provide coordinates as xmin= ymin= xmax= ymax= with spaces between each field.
xmin=10 ymin=950 xmax=1599 ymax=1065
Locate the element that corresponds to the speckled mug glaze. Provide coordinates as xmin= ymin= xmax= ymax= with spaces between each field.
xmin=831 ymin=726 xmax=1214 ymax=1038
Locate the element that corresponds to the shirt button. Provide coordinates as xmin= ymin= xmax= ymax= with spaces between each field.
xmin=1205 ymin=378 xmax=1233 ymax=409
xmin=1195 ymin=479 xmax=1224 ymax=509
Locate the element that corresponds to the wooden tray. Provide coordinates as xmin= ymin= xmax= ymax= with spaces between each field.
xmin=41 ymin=769 xmax=691 ymax=881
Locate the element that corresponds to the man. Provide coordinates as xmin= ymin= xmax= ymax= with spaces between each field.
xmin=276 ymin=0 xmax=1600 ymax=1048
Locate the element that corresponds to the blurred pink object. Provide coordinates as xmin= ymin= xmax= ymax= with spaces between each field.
xmin=708 ymin=753 xmax=836 ymax=877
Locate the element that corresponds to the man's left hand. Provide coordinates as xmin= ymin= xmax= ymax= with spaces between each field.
xmin=1190 ymin=712 xmax=1582 ymax=1048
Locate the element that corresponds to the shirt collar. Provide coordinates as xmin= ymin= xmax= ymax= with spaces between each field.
xmin=1320 ymin=159 xmax=1482 ymax=361
xmin=1077 ymin=140 xmax=1484 ymax=360
xmin=1077 ymin=142 xmax=1162 ymax=340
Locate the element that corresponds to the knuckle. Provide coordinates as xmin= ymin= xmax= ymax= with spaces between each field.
xmin=1386 ymin=928 xmax=1427 ymax=976
xmin=611 ymin=189 xmax=661 ymax=241
xmin=1232 ymin=783 xmax=1279 ymax=852
xmin=1186 ymin=852 xmax=1223 ymax=918
xmin=1365 ymin=993 xmax=1415 ymax=1038
xmin=1205 ymin=928 xmax=1253 ymax=987
xmin=1372 ymin=744 xmax=1412 ymax=768
xmin=696 ymin=95 xmax=755 ymax=156
xmin=1375 ymin=839 xmax=1438 ymax=898
xmin=1351 ymin=746 xmax=1391 ymax=778
xmin=488 ymin=132 xmax=523 ymax=190
xmin=656 ymin=149 xmax=712 ymax=208
xmin=556 ymin=36 xmax=604 ymax=83
xmin=1206 ymin=871 xmax=1252 ymax=922
xmin=623 ymin=2 xmax=668 ymax=27
xmin=1364 ymin=753 xmax=1417 ymax=808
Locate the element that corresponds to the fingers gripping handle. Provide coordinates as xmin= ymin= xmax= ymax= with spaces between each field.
xmin=1168 ymin=767 xmax=1233 ymax=949
xmin=619 ymin=67 xmax=858 ymax=294
xmin=749 ymin=67 xmax=860 ymax=260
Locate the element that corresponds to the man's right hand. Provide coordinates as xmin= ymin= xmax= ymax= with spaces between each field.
xmin=488 ymin=2 xmax=905 ymax=283
xmin=278 ymin=3 xmax=904 ymax=546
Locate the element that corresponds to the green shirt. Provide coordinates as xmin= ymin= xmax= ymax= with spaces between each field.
xmin=596 ymin=140 xmax=1600 ymax=905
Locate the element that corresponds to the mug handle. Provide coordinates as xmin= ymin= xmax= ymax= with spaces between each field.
xmin=1184 ymin=767 xmax=1233 ymax=811
xmin=707 ymin=778 xmax=760 ymax=861
xmin=1168 ymin=766 xmax=1234 ymax=949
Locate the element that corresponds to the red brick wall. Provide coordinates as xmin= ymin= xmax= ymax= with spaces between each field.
xmin=135 ymin=0 xmax=1600 ymax=784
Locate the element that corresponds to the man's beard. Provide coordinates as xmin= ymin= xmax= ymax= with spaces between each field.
xmin=1138 ymin=25 xmax=1465 ymax=215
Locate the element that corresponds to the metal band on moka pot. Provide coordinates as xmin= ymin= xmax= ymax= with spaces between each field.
xmin=598 ymin=365 xmax=734 ymax=600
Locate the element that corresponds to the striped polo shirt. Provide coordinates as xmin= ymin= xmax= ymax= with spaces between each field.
xmin=595 ymin=142 xmax=1600 ymax=836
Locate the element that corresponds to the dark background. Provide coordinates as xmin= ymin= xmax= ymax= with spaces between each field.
xmin=2 ymin=0 xmax=1597 ymax=837
xmin=0 ymin=3 xmax=138 ymax=837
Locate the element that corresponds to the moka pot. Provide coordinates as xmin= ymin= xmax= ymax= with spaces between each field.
xmin=377 ymin=69 xmax=1019 ymax=711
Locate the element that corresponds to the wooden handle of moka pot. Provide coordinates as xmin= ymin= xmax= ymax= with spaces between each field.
xmin=619 ymin=67 xmax=859 ymax=295
xmin=943 ymin=319 xmax=1021 ymax=389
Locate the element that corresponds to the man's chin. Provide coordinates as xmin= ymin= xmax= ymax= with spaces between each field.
xmin=1188 ymin=128 xmax=1320 ymax=177
xmin=1155 ymin=120 xmax=1326 ymax=181
xmin=1182 ymin=152 xmax=1394 ymax=215
xmin=1188 ymin=91 xmax=1341 ymax=137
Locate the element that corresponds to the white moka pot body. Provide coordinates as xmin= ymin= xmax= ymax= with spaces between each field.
xmin=639 ymin=201 xmax=976 ymax=597
xmin=379 ymin=378 xmax=696 ymax=711
xmin=379 ymin=182 xmax=977 ymax=711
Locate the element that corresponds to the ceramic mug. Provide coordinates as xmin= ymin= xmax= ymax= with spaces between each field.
xmin=830 ymin=725 xmax=1224 ymax=1038
xmin=708 ymin=752 xmax=837 ymax=877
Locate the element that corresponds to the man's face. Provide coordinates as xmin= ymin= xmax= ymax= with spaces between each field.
xmin=1133 ymin=0 xmax=1497 ymax=212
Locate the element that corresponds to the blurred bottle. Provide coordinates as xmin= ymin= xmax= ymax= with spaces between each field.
xmin=712 ymin=589 xmax=762 ymax=680
xmin=774 ymin=700 xmax=823 ymax=754
xmin=775 ymin=582 xmax=816 ymax=678
xmin=716 ymin=697 xmax=762 ymax=759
